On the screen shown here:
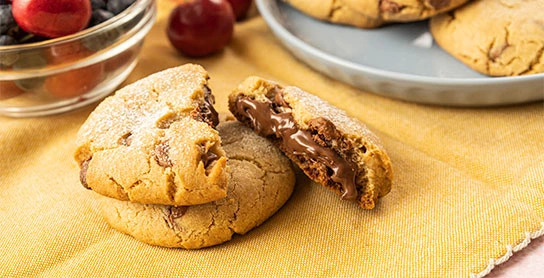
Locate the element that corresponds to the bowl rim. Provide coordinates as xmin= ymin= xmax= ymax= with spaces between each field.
xmin=0 ymin=0 xmax=154 ymax=51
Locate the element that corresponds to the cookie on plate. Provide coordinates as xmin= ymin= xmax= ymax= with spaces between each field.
xmin=228 ymin=77 xmax=393 ymax=209
xmin=101 ymin=121 xmax=296 ymax=249
xmin=282 ymin=0 xmax=383 ymax=29
xmin=430 ymin=0 xmax=544 ymax=76
xmin=283 ymin=0 xmax=470 ymax=28
xmin=74 ymin=64 xmax=228 ymax=206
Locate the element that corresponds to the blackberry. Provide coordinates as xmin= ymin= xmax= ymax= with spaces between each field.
xmin=89 ymin=9 xmax=114 ymax=27
xmin=0 ymin=5 xmax=16 ymax=34
xmin=90 ymin=0 xmax=106 ymax=10
xmin=13 ymin=54 xmax=47 ymax=91
xmin=107 ymin=0 xmax=136 ymax=15
xmin=0 ymin=34 xmax=15 ymax=45
xmin=82 ymin=27 xmax=123 ymax=51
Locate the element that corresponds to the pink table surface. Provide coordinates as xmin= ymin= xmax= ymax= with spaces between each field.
xmin=487 ymin=235 xmax=544 ymax=277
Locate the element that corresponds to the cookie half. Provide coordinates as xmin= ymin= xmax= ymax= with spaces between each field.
xmin=228 ymin=77 xmax=393 ymax=209
xmin=74 ymin=64 xmax=228 ymax=206
xmin=283 ymin=0 xmax=469 ymax=29
xmin=101 ymin=121 xmax=296 ymax=249
xmin=430 ymin=0 xmax=544 ymax=76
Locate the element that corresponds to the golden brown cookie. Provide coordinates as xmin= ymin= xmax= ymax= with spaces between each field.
xmin=100 ymin=121 xmax=296 ymax=249
xmin=430 ymin=0 xmax=544 ymax=76
xmin=74 ymin=64 xmax=228 ymax=206
xmin=282 ymin=0 xmax=383 ymax=29
xmin=228 ymin=77 xmax=393 ymax=209
xmin=283 ymin=0 xmax=470 ymax=28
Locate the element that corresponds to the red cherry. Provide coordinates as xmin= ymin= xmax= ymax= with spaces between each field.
xmin=167 ymin=0 xmax=235 ymax=58
xmin=12 ymin=0 xmax=92 ymax=38
xmin=0 ymin=81 xmax=24 ymax=100
xmin=104 ymin=46 xmax=138 ymax=73
xmin=45 ymin=46 xmax=105 ymax=98
xmin=226 ymin=0 xmax=252 ymax=21
xmin=46 ymin=41 xmax=89 ymax=62
xmin=45 ymin=63 xmax=104 ymax=98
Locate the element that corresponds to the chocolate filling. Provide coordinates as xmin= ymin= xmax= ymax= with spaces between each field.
xmin=191 ymin=86 xmax=219 ymax=128
xmin=80 ymin=159 xmax=91 ymax=189
xmin=235 ymin=93 xmax=358 ymax=201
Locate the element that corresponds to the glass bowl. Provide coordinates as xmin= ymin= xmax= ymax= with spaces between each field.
xmin=0 ymin=0 xmax=157 ymax=117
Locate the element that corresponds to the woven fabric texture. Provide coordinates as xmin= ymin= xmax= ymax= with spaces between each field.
xmin=1 ymin=1 xmax=543 ymax=276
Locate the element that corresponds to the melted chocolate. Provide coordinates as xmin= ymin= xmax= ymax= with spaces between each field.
xmin=235 ymin=94 xmax=358 ymax=201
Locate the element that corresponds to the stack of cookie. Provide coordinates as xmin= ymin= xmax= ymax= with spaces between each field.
xmin=74 ymin=64 xmax=296 ymax=249
xmin=74 ymin=64 xmax=393 ymax=249
xmin=284 ymin=0 xmax=544 ymax=76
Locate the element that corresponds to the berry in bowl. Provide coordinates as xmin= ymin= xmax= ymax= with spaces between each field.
xmin=0 ymin=0 xmax=156 ymax=117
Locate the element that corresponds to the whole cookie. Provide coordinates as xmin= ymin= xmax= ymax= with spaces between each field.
xmin=74 ymin=64 xmax=228 ymax=206
xmin=283 ymin=0 xmax=469 ymax=28
xmin=228 ymin=77 xmax=393 ymax=209
xmin=430 ymin=0 xmax=544 ymax=76
xmin=101 ymin=121 xmax=296 ymax=249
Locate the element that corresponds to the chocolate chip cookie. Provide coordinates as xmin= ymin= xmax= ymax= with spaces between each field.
xmin=101 ymin=121 xmax=296 ymax=249
xmin=228 ymin=77 xmax=393 ymax=209
xmin=74 ymin=64 xmax=228 ymax=206
xmin=430 ymin=0 xmax=544 ymax=76
xmin=283 ymin=0 xmax=470 ymax=28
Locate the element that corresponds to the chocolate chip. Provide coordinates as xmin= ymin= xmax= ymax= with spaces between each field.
xmin=489 ymin=44 xmax=510 ymax=62
xmin=380 ymin=0 xmax=404 ymax=13
xmin=308 ymin=117 xmax=341 ymax=147
xmin=428 ymin=0 xmax=451 ymax=10
xmin=201 ymin=151 xmax=219 ymax=169
xmin=165 ymin=206 xmax=187 ymax=229
xmin=190 ymin=86 xmax=219 ymax=128
xmin=79 ymin=159 xmax=91 ymax=189
xmin=118 ymin=132 xmax=132 ymax=146
xmin=170 ymin=206 xmax=187 ymax=219
xmin=154 ymin=142 xmax=173 ymax=168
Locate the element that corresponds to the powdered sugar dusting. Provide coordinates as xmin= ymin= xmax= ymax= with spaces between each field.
xmin=76 ymin=64 xmax=212 ymax=156
xmin=282 ymin=86 xmax=384 ymax=148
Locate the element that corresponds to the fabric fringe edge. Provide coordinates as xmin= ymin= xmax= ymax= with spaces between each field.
xmin=471 ymin=221 xmax=544 ymax=278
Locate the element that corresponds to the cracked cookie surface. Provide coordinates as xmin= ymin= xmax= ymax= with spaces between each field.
xmin=430 ymin=0 xmax=544 ymax=76
xmin=283 ymin=0 xmax=469 ymax=28
xmin=228 ymin=77 xmax=393 ymax=209
xmin=100 ymin=121 xmax=295 ymax=249
xmin=74 ymin=64 xmax=228 ymax=206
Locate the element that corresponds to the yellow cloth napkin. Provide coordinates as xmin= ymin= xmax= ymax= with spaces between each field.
xmin=1 ymin=1 xmax=543 ymax=276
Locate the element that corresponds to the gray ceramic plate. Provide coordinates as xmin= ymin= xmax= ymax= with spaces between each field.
xmin=256 ymin=0 xmax=544 ymax=106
